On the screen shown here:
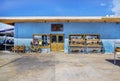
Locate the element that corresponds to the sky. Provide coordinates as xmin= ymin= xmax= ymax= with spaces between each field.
xmin=0 ymin=0 xmax=120 ymax=16
xmin=0 ymin=0 xmax=120 ymax=30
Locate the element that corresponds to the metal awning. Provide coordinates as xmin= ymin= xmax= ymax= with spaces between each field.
xmin=0 ymin=16 xmax=120 ymax=26
xmin=0 ymin=28 xmax=14 ymax=33
xmin=0 ymin=28 xmax=14 ymax=37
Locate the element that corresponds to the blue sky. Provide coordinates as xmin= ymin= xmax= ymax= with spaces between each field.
xmin=0 ymin=0 xmax=119 ymax=16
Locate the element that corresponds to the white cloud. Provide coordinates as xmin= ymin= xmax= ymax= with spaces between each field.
xmin=111 ymin=0 xmax=120 ymax=16
xmin=100 ymin=3 xmax=106 ymax=6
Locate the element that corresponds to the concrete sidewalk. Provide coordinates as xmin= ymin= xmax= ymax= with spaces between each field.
xmin=0 ymin=53 xmax=120 ymax=81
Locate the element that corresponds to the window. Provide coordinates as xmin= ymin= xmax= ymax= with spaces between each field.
xmin=51 ymin=24 xmax=63 ymax=31
xmin=33 ymin=34 xmax=50 ymax=46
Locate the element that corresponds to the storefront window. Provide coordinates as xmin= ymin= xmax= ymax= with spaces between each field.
xmin=33 ymin=34 xmax=50 ymax=46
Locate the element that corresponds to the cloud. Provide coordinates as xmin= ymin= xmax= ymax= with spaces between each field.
xmin=111 ymin=0 xmax=120 ymax=16
xmin=100 ymin=3 xmax=106 ymax=6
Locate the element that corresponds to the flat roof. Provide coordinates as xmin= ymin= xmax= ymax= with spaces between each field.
xmin=0 ymin=16 xmax=120 ymax=25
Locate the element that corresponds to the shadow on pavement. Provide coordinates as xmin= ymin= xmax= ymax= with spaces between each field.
xmin=106 ymin=59 xmax=120 ymax=67
xmin=13 ymin=56 xmax=55 ymax=73
xmin=0 ymin=57 xmax=23 ymax=68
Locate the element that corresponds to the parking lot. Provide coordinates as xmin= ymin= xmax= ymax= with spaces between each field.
xmin=0 ymin=52 xmax=120 ymax=81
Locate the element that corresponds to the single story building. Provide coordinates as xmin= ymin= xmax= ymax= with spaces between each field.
xmin=0 ymin=16 xmax=120 ymax=54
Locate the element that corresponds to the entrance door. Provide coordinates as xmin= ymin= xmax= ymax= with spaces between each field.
xmin=51 ymin=34 xmax=64 ymax=52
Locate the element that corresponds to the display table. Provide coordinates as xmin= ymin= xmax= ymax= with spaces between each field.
xmin=86 ymin=45 xmax=102 ymax=53
xmin=68 ymin=34 xmax=102 ymax=54
xmin=68 ymin=45 xmax=86 ymax=53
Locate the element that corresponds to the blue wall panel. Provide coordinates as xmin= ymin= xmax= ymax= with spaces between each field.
xmin=14 ymin=22 xmax=120 ymax=53
xmin=15 ymin=22 xmax=120 ymax=39
xmin=15 ymin=23 xmax=51 ymax=38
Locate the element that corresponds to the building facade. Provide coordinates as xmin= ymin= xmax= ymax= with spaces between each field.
xmin=1 ymin=17 xmax=120 ymax=54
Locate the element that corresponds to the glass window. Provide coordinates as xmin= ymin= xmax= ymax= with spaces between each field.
xmin=51 ymin=24 xmax=63 ymax=31
xmin=58 ymin=36 xmax=64 ymax=43
xmin=52 ymin=36 xmax=57 ymax=43
xmin=33 ymin=34 xmax=50 ymax=46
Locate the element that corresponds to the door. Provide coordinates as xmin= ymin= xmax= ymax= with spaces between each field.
xmin=51 ymin=34 xmax=64 ymax=52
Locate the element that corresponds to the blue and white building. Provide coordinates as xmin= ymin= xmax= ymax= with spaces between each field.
xmin=0 ymin=16 xmax=120 ymax=54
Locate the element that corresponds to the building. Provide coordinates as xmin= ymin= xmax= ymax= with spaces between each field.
xmin=0 ymin=16 xmax=120 ymax=54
